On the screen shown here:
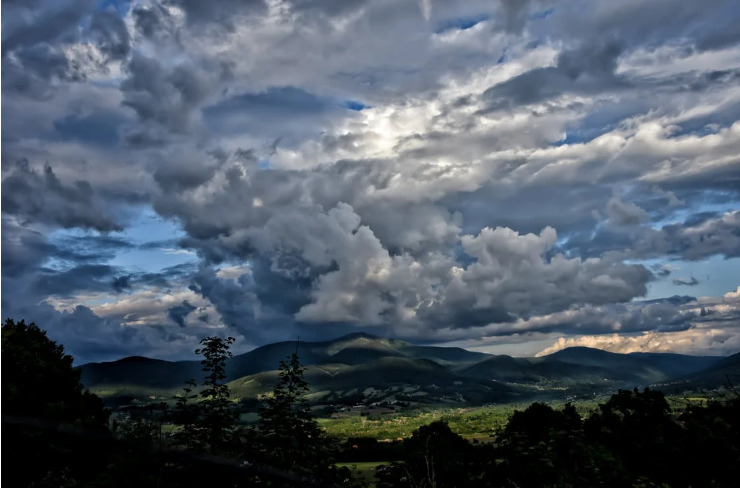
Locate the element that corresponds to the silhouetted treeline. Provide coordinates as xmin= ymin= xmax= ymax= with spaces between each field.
xmin=3 ymin=318 xmax=739 ymax=488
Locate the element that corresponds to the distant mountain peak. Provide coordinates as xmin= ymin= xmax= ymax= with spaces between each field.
xmin=326 ymin=332 xmax=407 ymax=356
xmin=333 ymin=331 xmax=382 ymax=341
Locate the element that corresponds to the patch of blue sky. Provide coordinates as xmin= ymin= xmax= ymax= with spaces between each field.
xmin=634 ymin=255 xmax=740 ymax=301
xmin=553 ymin=100 xmax=648 ymax=147
xmin=648 ymin=199 xmax=738 ymax=231
xmin=258 ymin=159 xmax=271 ymax=169
xmin=48 ymin=206 xmax=197 ymax=275
xmin=530 ymin=8 xmax=555 ymax=21
xmin=666 ymin=99 xmax=740 ymax=138
xmin=552 ymin=121 xmax=618 ymax=147
xmin=435 ymin=14 xmax=488 ymax=34
xmin=96 ymin=0 xmax=130 ymax=16
xmin=342 ymin=100 xmax=369 ymax=111
xmin=110 ymin=208 xmax=197 ymax=273
xmin=52 ymin=110 xmax=123 ymax=146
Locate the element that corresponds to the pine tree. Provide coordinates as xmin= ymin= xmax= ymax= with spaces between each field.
xmin=257 ymin=348 xmax=329 ymax=474
xmin=174 ymin=336 xmax=238 ymax=454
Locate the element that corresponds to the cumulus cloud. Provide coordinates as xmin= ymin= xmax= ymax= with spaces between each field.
xmin=2 ymin=0 xmax=739 ymax=361
xmin=1 ymin=161 xmax=122 ymax=231
xmin=536 ymin=291 xmax=740 ymax=356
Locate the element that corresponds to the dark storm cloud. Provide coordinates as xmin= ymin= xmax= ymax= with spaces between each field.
xmin=250 ymin=256 xmax=314 ymax=316
xmin=673 ymin=277 xmax=700 ymax=286
xmin=167 ymin=0 xmax=267 ymax=29
xmin=2 ymin=43 xmax=83 ymax=99
xmin=52 ymin=234 xmax=134 ymax=264
xmin=131 ymin=4 xmax=169 ymax=38
xmin=483 ymin=41 xmax=627 ymax=109
xmin=31 ymin=264 xmax=122 ymax=298
xmin=1 ymin=219 xmax=53 ymax=278
xmin=120 ymin=53 xmax=212 ymax=135
xmin=1 ymin=0 xmax=136 ymax=99
xmin=112 ymin=274 xmax=133 ymax=293
xmin=2 ymin=0 xmax=739 ymax=360
xmin=52 ymin=110 xmax=125 ymax=146
xmin=1 ymin=0 xmax=94 ymax=52
xmin=89 ymin=10 xmax=131 ymax=61
xmin=167 ymin=300 xmax=196 ymax=327
xmin=152 ymin=157 xmax=221 ymax=193
xmin=541 ymin=0 xmax=737 ymax=53
xmin=1 ymin=161 xmax=122 ymax=231
xmin=203 ymin=87 xmax=342 ymax=143
xmin=188 ymin=266 xmax=257 ymax=332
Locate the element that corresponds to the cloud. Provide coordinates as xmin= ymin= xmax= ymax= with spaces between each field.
xmin=2 ymin=0 xmax=739 ymax=361
xmin=673 ymin=276 xmax=699 ymax=286
xmin=536 ymin=291 xmax=740 ymax=356
xmin=1 ymin=161 xmax=122 ymax=231
xmin=167 ymin=300 xmax=197 ymax=327
xmin=536 ymin=327 xmax=740 ymax=356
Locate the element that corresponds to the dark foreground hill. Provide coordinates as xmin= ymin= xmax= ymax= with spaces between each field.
xmin=79 ymin=333 xmax=730 ymax=408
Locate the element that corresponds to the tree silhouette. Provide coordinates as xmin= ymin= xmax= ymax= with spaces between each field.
xmin=255 ymin=346 xmax=345 ymax=483
xmin=377 ymin=421 xmax=475 ymax=488
xmin=584 ymin=387 xmax=680 ymax=485
xmin=173 ymin=336 xmax=239 ymax=454
xmin=2 ymin=318 xmax=110 ymax=487
xmin=2 ymin=318 xmax=109 ymax=427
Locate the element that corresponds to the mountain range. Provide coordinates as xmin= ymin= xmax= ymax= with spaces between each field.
xmin=79 ymin=333 xmax=739 ymax=409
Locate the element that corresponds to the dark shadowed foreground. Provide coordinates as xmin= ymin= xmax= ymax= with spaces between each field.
xmin=3 ymin=319 xmax=739 ymax=488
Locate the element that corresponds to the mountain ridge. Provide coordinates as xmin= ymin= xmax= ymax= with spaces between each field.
xmin=79 ymin=334 xmax=735 ymax=408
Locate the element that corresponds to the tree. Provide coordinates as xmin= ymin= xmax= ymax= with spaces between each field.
xmin=256 ymin=348 xmax=337 ymax=479
xmin=376 ymin=421 xmax=476 ymax=488
xmin=495 ymin=402 xmax=621 ymax=488
xmin=584 ymin=388 xmax=681 ymax=486
xmin=1 ymin=318 xmax=109 ymax=427
xmin=173 ymin=336 xmax=239 ymax=454
xmin=2 ymin=318 xmax=110 ymax=487
xmin=678 ymin=394 xmax=740 ymax=488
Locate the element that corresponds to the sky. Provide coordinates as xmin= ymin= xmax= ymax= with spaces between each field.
xmin=2 ymin=0 xmax=739 ymax=364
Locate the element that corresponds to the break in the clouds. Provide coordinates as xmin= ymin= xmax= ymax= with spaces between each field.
xmin=2 ymin=0 xmax=739 ymax=363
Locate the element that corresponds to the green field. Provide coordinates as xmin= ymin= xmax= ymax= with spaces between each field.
xmin=319 ymin=398 xmax=605 ymax=441
xmin=337 ymin=462 xmax=387 ymax=488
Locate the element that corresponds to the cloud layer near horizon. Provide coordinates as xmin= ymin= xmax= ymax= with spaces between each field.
xmin=2 ymin=0 xmax=739 ymax=363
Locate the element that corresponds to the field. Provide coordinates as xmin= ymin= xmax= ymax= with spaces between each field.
xmin=337 ymin=462 xmax=387 ymax=488
xmin=319 ymin=398 xmax=605 ymax=441
xmin=318 ymin=390 xmax=725 ymax=441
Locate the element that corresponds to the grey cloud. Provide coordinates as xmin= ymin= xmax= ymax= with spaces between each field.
xmin=1 ymin=160 xmax=122 ymax=231
xmin=1 ymin=218 xmax=52 ymax=278
xmin=498 ymin=0 xmax=537 ymax=33
xmin=188 ymin=266 xmax=258 ymax=333
xmin=606 ymin=195 xmax=650 ymax=226
xmin=2 ymin=43 xmax=83 ymax=99
xmin=89 ymin=10 xmax=131 ymax=61
xmin=167 ymin=0 xmax=267 ymax=29
xmin=645 ymin=211 xmax=740 ymax=261
xmin=32 ymin=264 xmax=121 ymax=298
xmin=121 ymin=54 xmax=214 ymax=135
xmin=2 ymin=0 xmax=739 ymax=361
xmin=203 ymin=87 xmax=345 ymax=145
xmin=483 ymin=40 xmax=627 ymax=108
xmin=2 ymin=1 xmax=133 ymax=99
xmin=1 ymin=0 xmax=94 ymax=53
xmin=167 ymin=300 xmax=196 ymax=327
xmin=504 ymin=300 xmax=699 ymax=338
xmin=112 ymin=275 xmax=133 ymax=293
xmin=673 ymin=276 xmax=699 ymax=286
xmin=131 ymin=4 xmax=169 ymax=38
xmin=542 ymin=0 xmax=735 ymax=54
xmin=52 ymin=110 xmax=125 ymax=146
